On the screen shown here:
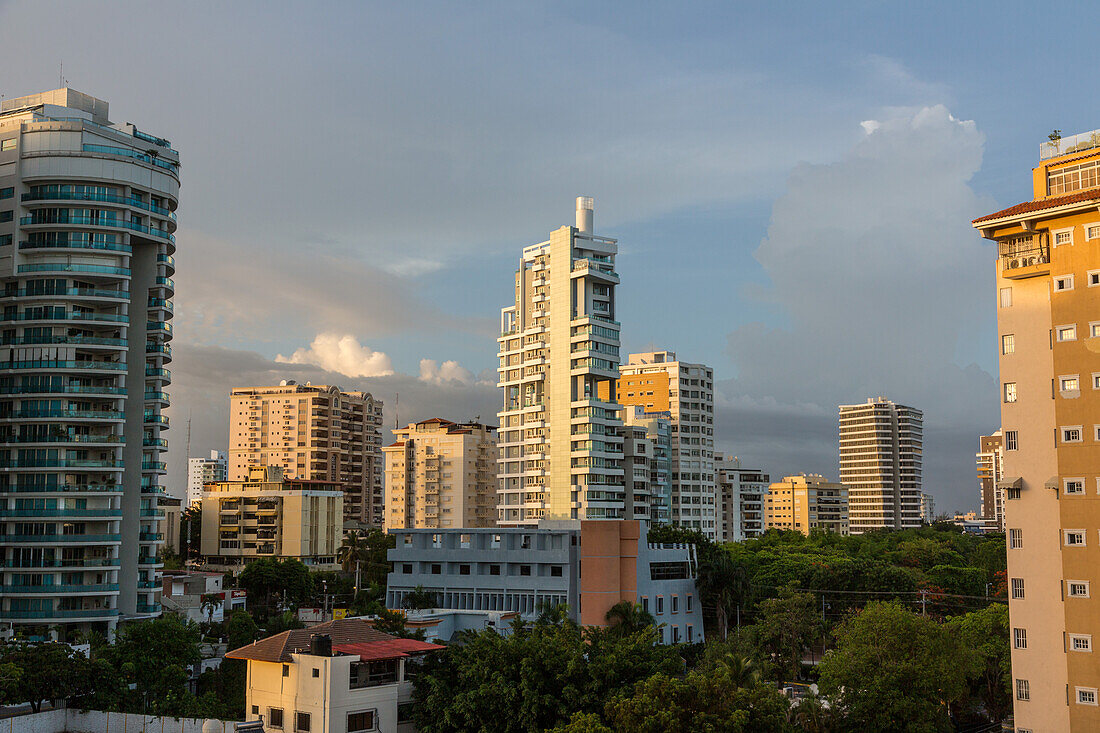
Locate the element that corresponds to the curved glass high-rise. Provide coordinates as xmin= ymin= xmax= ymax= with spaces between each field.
xmin=0 ymin=88 xmax=177 ymax=639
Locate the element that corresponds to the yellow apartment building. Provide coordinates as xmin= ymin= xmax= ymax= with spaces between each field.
xmin=229 ymin=382 xmax=384 ymax=528
xmin=383 ymin=419 xmax=498 ymax=530
xmin=200 ymin=465 xmax=342 ymax=572
xmin=972 ymin=128 xmax=1100 ymax=731
xmin=763 ymin=474 xmax=848 ymax=536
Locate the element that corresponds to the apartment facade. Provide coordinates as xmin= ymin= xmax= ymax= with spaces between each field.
xmin=187 ymin=449 xmax=227 ymax=507
xmin=387 ymin=520 xmax=704 ymax=644
xmin=623 ymin=406 xmax=672 ymax=523
xmin=972 ymin=129 xmax=1100 ymax=731
xmin=838 ymin=397 xmax=923 ymax=533
xmin=919 ymin=492 xmax=935 ymax=524
xmin=200 ymin=465 xmax=343 ymax=571
xmin=229 ymin=619 xmax=442 ymax=733
xmin=763 ymin=474 xmax=849 ymax=536
xmin=714 ymin=453 xmax=769 ymax=542
xmin=617 ymin=351 xmax=716 ymax=537
xmin=977 ymin=431 xmax=1006 ymax=532
xmin=0 ymin=88 xmax=177 ymax=638
xmin=382 ymin=418 xmax=497 ymax=531
xmin=229 ymin=382 xmax=384 ymax=527
xmin=497 ymin=197 xmax=625 ymax=525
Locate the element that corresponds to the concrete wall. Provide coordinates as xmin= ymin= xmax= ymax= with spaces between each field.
xmin=4 ymin=709 xmax=238 ymax=733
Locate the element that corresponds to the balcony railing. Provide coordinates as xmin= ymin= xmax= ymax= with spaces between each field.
xmin=19 ymin=239 xmax=131 ymax=254
xmin=0 ymin=360 xmax=126 ymax=371
xmin=0 ymin=608 xmax=120 ymax=620
xmin=22 ymin=190 xmax=175 ymax=218
xmin=0 ymin=384 xmax=125 ymax=395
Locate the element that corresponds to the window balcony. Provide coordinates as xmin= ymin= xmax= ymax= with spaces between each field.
xmin=998 ymin=234 xmax=1050 ymax=280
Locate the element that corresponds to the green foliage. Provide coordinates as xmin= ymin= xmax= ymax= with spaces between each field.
xmin=412 ymin=613 xmax=680 ymax=732
xmin=237 ymin=558 xmax=312 ymax=618
xmin=226 ymin=610 xmax=261 ymax=650
xmin=753 ymin=586 xmax=820 ymax=683
xmin=0 ymin=642 xmax=95 ymax=712
xmin=338 ymin=528 xmax=395 ymax=588
xmin=403 ymin=584 xmax=440 ymax=610
xmin=817 ymin=601 xmax=975 ymax=733
xmin=946 ymin=603 xmax=1011 ymax=723
xmin=603 ymin=601 xmax=655 ymax=637
xmin=602 ymin=671 xmax=790 ymax=733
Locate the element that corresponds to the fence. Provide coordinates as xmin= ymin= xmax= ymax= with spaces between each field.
xmin=3 ymin=708 xmax=240 ymax=733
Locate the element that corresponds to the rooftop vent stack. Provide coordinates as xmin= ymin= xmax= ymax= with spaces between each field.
xmin=576 ymin=196 xmax=594 ymax=233
xmin=310 ymin=634 xmax=332 ymax=657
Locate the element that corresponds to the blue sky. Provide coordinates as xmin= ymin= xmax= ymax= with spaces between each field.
xmin=3 ymin=1 xmax=1098 ymax=513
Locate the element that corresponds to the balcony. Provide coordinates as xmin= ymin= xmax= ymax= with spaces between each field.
xmin=17 ymin=263 xmax=131 ymax=277
xmin=0 ymin=557 xmax=120 ymax=568
xmin=0 ymin=533 xmax=122 ymax=544
xmin=0 ymin=583 xmax=119 ymax=594
xmin=998 ymin=234 xmax=1050 ymax=280
xmin=0 ymin=311 xmax=128 ymax=324
xmin=2 ymin=287 xmax=128 ymax=300
xmin=0 ymin=458 xmax=124 ymax=469
xmin=0 ymin=608 xmax=119 ymax=620
xmin=19 ymin=239 xmax=131 ymax=254
xmin=22 ymin=189 xmax=176 ymax=218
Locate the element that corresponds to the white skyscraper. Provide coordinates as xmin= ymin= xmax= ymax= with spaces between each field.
xmin=0 ymin=88 xmax=178 ymax=638
xmin=838 ymin=397 xmax=923 ymax=534
xmin=187 ymin=450 xmax=227 ymax=507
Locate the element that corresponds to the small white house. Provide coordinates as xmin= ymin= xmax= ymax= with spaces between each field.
xmin=227 ymin=619 xmax=442 ymax=733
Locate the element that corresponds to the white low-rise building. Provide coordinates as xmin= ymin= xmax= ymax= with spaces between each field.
xmin=228 ymin=618 xmax=442 ymax=733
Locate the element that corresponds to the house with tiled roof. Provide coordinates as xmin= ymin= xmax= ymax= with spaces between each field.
xmin=227 ymin=618 xmax=442 ymax=733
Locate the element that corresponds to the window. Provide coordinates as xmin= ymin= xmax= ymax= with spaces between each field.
xmin=1009 ymin=529 xmax=1022 ymax=549
xmin=550 ymin=565 xmax=562 ymax=577
xmin=1005 ymin=431 xmax=1018 ymax=450
xmin=347 ymin=711 xmax=377 ymax=732
xmin=1063 ymin=426 xmax=1083 ymax=443
xmin=1089 ymin=223 xmax=1100 ymax=240
xmin=459 ymin=564 xmax=471 ymax=576
xmin=1000 ymin=287 xmax=1013 ymax=307
xmin=1001 ymin=334 xmax=1015 ymax=354
xmin=1003 ymin=383 xmax=1017 ymax=403
xmin=1092 ymin=322 xmax=1100 ymax=338
xmin=1058 ymin=325 xmax=1077 ymax=341
xmin=687 ymin=595 xmax=693 ymax=612
xmin=0 ymin=234 xmax=10 ymax=246
xmin=1089 ymin=270 xmax=1100 ymax=287
xmin=0 ymin=210 xmax=11 ymax=222
xmin=1011 ymin=578 xmax=1025 ymax=599
xmin=397 ymin=703 xmax=415 ymax=723
xmin=311 ymin=668 xmax=319 ymax=678
xmin=1065 ymin=530 xmax=1086 ymax=546
xmin=269 ymin=708 xmax=284 ymax=729
xmin=520 ymin=565 xmax=531 ymax=576
xmin=1061 ymin=376 xmax=1080 ymax=392
xmin=0 ymin=187 xmax=12 ymax=199
xmin=252 ymin=706 xmax=259 ymax=715
xmin=0 ymin=139 xmax=14 ymax=151
xmin=1055 ymin=274 xmax=1074 ymax=291
xmin=1054 ymin=228 xmax=1074 ymax=246
xmin=641 ymin=597 xmax=649 ymax=613
xmin=402 ymin=563 xmax=412 ymax=574
xmin=656 ymin=596 xmax=664 ymax=614
xmin=1066 ymin=479 xmax=1085 ymax=495
xmin=1016 ymin=679 xmax=1030 ymax=701
xmin=1068 ymin=581 xmax=1090 ymax=598
xmin=1078 ymin=687 xmax=1098 ymax=706
xmin=1071 ymin=635 xmax=1092 ymax=652
xmin=295 ymin=712 xmax=311 ymax=732
xmin=282 ymin=664 xmax=290 ymax=677
xmin=671 ymin=595 xmax=679 ymax=613
xmin=1094 ymin=374 xmax=1100 ymax=390
xmin=430 ymin=563 xmax=441 ymax=575
xmin=1014 ymin=628 xmax=1027 ymax=649
xmin=521 ymin=534 xmax=531 ymax=549
xmin=489 ymin=564 xmax=501 ymax=576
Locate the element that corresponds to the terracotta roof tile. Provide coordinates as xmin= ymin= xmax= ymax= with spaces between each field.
xmin=226 ymin=618 xmax=417 ymax=663
xmin=973 ymin=189 xmax=1100 ymax=224
xmin=334 ymin=638 xmax=442 ymax=661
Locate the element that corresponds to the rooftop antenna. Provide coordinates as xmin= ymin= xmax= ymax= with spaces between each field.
xmin=59 ymin=61 xmax=68 ymax=88
xmin=394 ymin=392 xmax=399 ymax=430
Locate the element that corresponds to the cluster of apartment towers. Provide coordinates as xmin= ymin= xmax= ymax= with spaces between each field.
xmin=191 ymin=196 xmax=927 ymax=566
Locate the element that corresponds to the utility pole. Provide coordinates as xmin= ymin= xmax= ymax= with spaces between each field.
xmin=920 ymin=589 xmax=927 ymax=616
xmin=822 ymin=594 xmax=826 ymax=624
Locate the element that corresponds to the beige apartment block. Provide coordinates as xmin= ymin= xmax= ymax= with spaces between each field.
xmin=617 ymin=351 xmax=717 ymax=538
xmin=971 ymin=128 xmax=1100 ymax=731
xmin=838 ymin=397 xmax=923 ymax=534
xmin=623 ymin=406 xmax=672 ymax=524
xmin=764 ymin=475 xmax=848 ymax=536
xmin=200 ymin=465 xmax=342 ymax=572
xmin=229 ymin=382 xmax=383 ymax=528
xmin=497 ymin=197 xmax=625 ymax=525
xmin=977 ymin=431 xmax=1005 ymax=532
xmin=383 ymin=418 xmax=498 ymax=530
xmin=715 ymin=454 xmax=769 ymax=542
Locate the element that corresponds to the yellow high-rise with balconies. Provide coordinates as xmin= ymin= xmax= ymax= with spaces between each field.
xmin=973 ymin=129 xmax=1100 ymax=731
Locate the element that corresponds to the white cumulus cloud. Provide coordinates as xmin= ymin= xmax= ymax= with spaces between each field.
xmin=418 ymin=359 xmax=479 ymax=385
xmin=275 ymin=333 xmax=394 ymax=378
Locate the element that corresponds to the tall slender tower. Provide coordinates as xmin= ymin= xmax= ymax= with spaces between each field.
xmin=972 ymin=127 xmax=1100 ymax=730
xmin=976 ymin=431 xmax=1005 ymax=531
xmin=0 ymin=89 xmax=178 ymax=639
xmin=497 ymin=198 xmax=624 ymax=525
xmin=838 ymin=397 xmax=923 ymax=534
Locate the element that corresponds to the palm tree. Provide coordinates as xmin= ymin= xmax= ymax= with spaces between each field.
xmin=338 ymin=531 xmax=364 ymax=574
xmin=715 ymin=653 xmax=760 ymax=688
xmin=200 ymin=593 xmax=221 ymax=623
xmin=402 ymin=585 xmax=438 ymax=610
xmin=789 ymin=694 xmax=839 ymax=733
xmin=696 ymin=551 xmax=750 ymax=639
xmin=604 ymin=600 xmax=656 ymax=636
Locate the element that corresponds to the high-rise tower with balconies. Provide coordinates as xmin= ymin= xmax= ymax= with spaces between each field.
xmin=0 ymin=88 xmax=178 ymax=639
xmin=972 ymin=127 xmax=1100 ymax=731
xmin=838 ymin=397 xmax=923 ymax=534
xmin=497 ymin=198 xmax=624 ymax=525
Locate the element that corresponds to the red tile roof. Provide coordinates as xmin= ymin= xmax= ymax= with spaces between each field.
xmin=384 ymin=441 xmax=405 ymax=448
xmin=225 ymin=618 xmax=439 ymax=663
xmin=973 ymin=189 xmax=1100 ymax=224
xmin=334 ymin=638 xmax=442 ymax=661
